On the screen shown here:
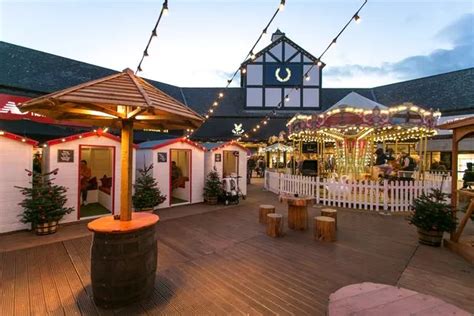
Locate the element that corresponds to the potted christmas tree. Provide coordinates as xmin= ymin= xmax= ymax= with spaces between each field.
xmin=16 ymin=169 xmax=74 ymax=235
xmin=132 ymin=164 xmax=166 ymax=212
xmin=204 ymin=168 xmax=223 ymax=205
xmin=408 ymin=188 xmax=457 ymax=247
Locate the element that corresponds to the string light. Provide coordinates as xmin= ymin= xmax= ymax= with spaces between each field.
xmin=163 ymin=0 xmax=169 ymax=16
xmin=189 ymin=0 xmax=285 ymax=139
xmin=354 ymin=13 xmax=361 ymax=23
xmin=279 ymin=0 xmax=285 ymax=11
xmin=135 ymin=0 xmax=169 ymax=74
xmin=241 ymin=0 xmax=368 ymax=141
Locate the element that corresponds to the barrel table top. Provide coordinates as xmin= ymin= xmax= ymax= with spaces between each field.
xmin=88 ymin=212 xmax=159 ymax=234
xmin=279 ymin=194 xmax=314 ymax=206
xmin=328 ymin=282 xmax=469 ymax=315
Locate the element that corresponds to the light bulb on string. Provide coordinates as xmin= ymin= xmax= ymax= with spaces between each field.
xmin=163 ymin=0 xmax=169 ymax=16
xmin=285 ymin=95 xmax=290 ymax=102
xmin=304 ymin=74 xmax=311 ymax=81
xmin=213 ymin=101 xmax=218 ymax=107
xmin=332 ymin=38 xmax=337 ymax=46
xmin=218 ymin=92 xmax=224 ymax=98
xmin=241 ymin=67 xmax=247 ymax=74
xmin=317 ymin=60 xmax=323 ymax=67
xmin=354 ymin=13 xmax=361 ymax=23
xmin=279 ymin=0 xmax=285 ymax=11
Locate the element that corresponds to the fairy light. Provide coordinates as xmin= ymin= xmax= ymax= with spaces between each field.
xmin=135 ymin=0 xmax=169 ymax=74
xmin=242 ymin=0 xmax=368 ymax=141
xmin=191 ymin=1 xmax=285 ymax=138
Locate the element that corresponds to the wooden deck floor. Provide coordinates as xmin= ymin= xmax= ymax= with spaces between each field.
xmin=1 ymin=182 xmax=473 ymax=315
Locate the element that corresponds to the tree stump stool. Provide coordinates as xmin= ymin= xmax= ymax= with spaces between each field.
xmin=266 ymin=213 xmax=283 ymax=238
xmin=259 ymin=205 xmax=275 ymax=224
xmin=314 ymin=216 xmax=336 ymax=241
xmin=321 ymin=208 xmax=337 ymax=229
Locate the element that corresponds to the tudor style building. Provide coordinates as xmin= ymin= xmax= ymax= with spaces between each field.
xmin=242 ymin=30 xmax=322 ymax=109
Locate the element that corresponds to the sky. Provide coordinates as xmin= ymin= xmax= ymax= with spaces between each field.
xmin=1 ymin=0 xmax=473 ymax=88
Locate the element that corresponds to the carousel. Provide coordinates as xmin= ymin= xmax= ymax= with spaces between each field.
xmin=287 ymin=93 xmax=441 ymax=180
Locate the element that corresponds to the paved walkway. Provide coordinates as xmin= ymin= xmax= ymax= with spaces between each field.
xmin=0 ymin=180 xmax=473 ymax=315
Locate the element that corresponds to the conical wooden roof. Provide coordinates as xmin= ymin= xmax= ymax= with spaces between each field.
xmin=19 ymin=68 xmax=203 ymax=130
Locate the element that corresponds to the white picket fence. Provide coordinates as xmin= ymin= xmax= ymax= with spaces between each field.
xmin=264 ymin=171 xmax=451 ymax=212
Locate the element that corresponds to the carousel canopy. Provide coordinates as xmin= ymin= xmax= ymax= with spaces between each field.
xmin=326 ymin=92 xmax=388 ymax=112
xmin=287 ymin=92 xmax=441 ymax=143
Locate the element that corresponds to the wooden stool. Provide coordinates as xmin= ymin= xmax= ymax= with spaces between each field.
xmin=314 ymin=216 xmax=336 ymax=241
xmin=259 ymin=205 xmax=275 ymax=224
xmin=266 ymin=214 xmax=283 ymax=238
xmin=321 ymin=208 xmax=337 ymax=229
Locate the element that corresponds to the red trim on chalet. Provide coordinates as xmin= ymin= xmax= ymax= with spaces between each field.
xmin=0 ymin=131 xmax=38 ymax=146
xmin=209 ymin=141 xmax=250 ymax=154
xmin=46 ymin=130 xmax=139 ymax=148
xmin=150 ymin=137 xmax=206 ymax=151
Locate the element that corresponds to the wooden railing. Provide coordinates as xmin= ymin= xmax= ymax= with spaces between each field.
xmin=264 ymin=171 xmax=451 ymax=212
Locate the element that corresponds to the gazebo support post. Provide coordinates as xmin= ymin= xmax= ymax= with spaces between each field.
xmin=120 ymin=119 xmax=134 ymax=221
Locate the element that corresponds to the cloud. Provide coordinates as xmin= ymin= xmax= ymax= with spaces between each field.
xmin=325 ymin=13 xmax=474 ymax=82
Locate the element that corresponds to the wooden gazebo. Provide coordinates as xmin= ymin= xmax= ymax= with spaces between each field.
xmin=437 ymin=116 xmax=474 ymax=264
xmin=20 ymin=68 xmax=203 ymax=220
xmin=19 ymin=68 xmax=203 ymax=307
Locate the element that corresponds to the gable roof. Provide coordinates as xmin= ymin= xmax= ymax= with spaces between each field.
xmin=241 ymin=34 xmax=323 ymax=67
xmin=201 ymin=141 xmax=250 ymax=153
xmin=0 ymin=130 xmax=38 ymax=146
xmin=138 ymin=137 xmax=206 ymax=151
xmin=46 ymin=130 xmax=138 ymax=148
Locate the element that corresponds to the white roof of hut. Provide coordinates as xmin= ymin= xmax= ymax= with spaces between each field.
xmin=326 ymin=92 xmax=388 ymax=112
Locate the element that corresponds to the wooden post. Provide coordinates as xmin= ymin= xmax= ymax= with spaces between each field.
xmin=120 ymin=119 xmax=134 ymax=221
xmin=259 ymin=205 xmax=275 ymax=224
xmin=266 ymin=213 xmax=283 ymax=237
xmin=451 ymin=129 xmax=458 ymax=211
xmin=314 ymin=216 xmax=336 ymax=241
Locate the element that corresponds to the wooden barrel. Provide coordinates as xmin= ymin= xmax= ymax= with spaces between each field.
xmin=314 ymin=216 xmax=336 ymax=242
xmin=91 ymin=224 xmax=157 ymax=308
xmin=288 ymin=205 xmax=308 ymax=230
xmin=417 ymin=228 xmax=443 ymax=247
xmin=259 ymin=205 xmax=275 ymax=224
xmin=266 ymin=213 xmax=283 ymax=238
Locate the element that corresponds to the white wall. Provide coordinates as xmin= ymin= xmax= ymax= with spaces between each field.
xmin=138 ymin=141 xmax=205 ymax=209
xmin=205 ymin=144 xmax=248 ymax=196
xmin=46 ymin=135 xmax=135 ymax=222
xmin=0 ymin=138 xmax=33 ymax=233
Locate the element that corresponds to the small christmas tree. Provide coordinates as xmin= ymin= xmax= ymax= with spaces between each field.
xmin=132 ymin=164 xmax=166 ymax=211
xmin=16 ymin=169 xmax=74 ymax=231
xmin=204 ymin=168 xmax=223 ymax=204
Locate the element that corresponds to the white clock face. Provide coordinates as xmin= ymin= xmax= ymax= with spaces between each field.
xmin=275 ymin=67 xmax=292 ymax=82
